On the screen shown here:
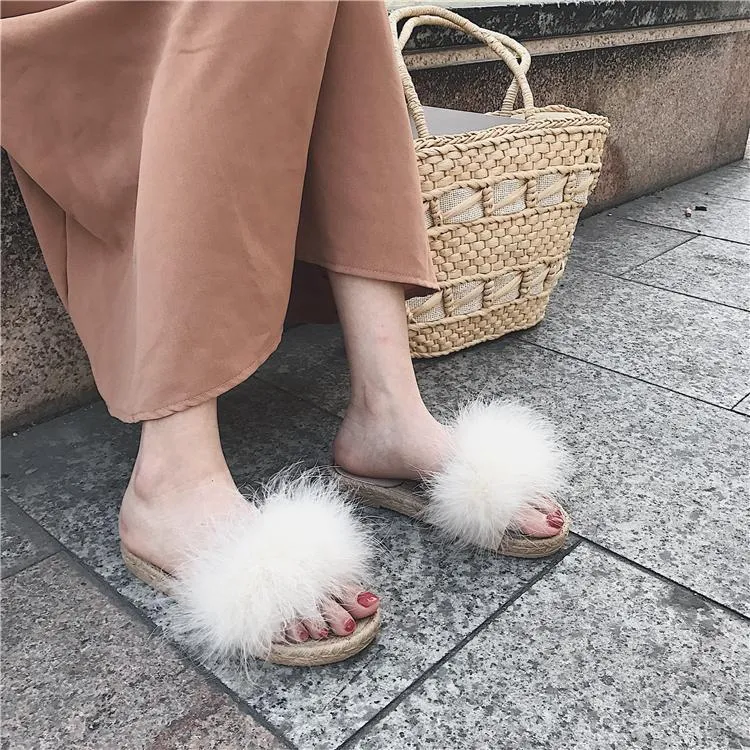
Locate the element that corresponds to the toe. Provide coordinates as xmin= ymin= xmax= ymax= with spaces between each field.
xmin=337 ymin=585 xmax=380 ymax=619
xmin=514 ymin=507 xmax=562 ymax=538
xmin=285 ymin=620 xmax=310 ymax=644
xmin=533 ymin=496 xmax=564 ymax=517
xmin=320 ymin=599 xmax=358 ymax=637
xmin=303 ymin=616 xmax=330 ymax=640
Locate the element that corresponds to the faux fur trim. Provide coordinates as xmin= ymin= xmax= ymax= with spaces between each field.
xmin=167 ymin=473 xmax=373 ymax=663
xmin=424 ymin=399 xmax=570 ymax=548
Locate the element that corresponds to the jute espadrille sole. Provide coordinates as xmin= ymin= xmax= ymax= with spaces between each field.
xmin=336 ymin=471 xmax=569 ymax=559
xmin=120 ymin=544 xmax=381 ymax=667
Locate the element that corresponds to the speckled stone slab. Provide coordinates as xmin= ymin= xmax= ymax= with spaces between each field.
xmin=416 ymin=342 xmax=750 ymax=616
xmin=623 ymin=235 xmax=750 ymax=310
xmin=568 ymin=214 xmax=693 ymax=276
xmin=1 ymin=377 xmax=568 ymax=750
xmin=255 ymin=324 xmax=351 ymax=417
xmin=610 ymin=187 xmax=750 ymax=244
xmin=350 ymin=544 xmax=750 ymax=750
xmin=1 ymin=151 xmax=97 ymax=432
xmin=259 ymin=326 xmax=750 ymax=615
xmin=1 ymin=498 xmax=59 ymax=578
xmin=1 ymin=554 xmax=284 ymax=750
xmin=522 ymin=265 xmax=750 ymax=407
xmin=672 ymin=164 xmax=750 ymax=202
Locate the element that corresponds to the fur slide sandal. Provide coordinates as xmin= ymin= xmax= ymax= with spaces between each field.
xmin=337 ymin=399 xmax=571 ymax=559
xmin=121 ymin=475 xmax=381 ymax=667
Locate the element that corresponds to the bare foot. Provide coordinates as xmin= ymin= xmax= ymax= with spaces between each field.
xmin=120 ymin=401 xmax=379 ymax=643
xmin=334 ymin=400 xmax=561 ymax=539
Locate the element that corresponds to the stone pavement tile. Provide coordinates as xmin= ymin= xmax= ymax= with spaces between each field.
xmin=734 ymin=394 xmax=750 ymax=416
xmin=735 ymin=159 xmax=750 ymax=170
xmin=255 ymin=324 xmax=350 ymax=417
xmin=522 ymin=265 xmax=750 ymax=408
xmin=255 ymin=328 xmax=750 ymax=616
xmin=350 ymin=544 xmax=750 ymax=750
xmin=0 ymin=379 xmax=341 ymax=609
xmin=568 ymin=213 xmax=693 ymax=276
xmin=1 ymin=554 xmax=284 ymax=750
xmin=1 ymin=497 xmax=59 ymax=578
xmin=410 ymin=341 xmax=750 ymax=617
xmin=610 ymin=188 xmax=750 ymax=244
xmin=673 ymin=164 xmax=750 ymax=201
xmin=225 ymin=521 xmax=570 ymax=750
xmin=624 ymin=235 xmax=750 ymax=310
xmin=2 ymin=377 xmax=567 ymax=750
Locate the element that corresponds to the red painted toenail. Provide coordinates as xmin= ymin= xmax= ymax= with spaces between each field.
xmin=344 ymin=619 xmax=356 ymax=633
xmin=547 ymin=514 xmax=564 ymax=530
xmin=319 ymin=629 xmax=329 ymax=639
xmin=299 ymin=630 xmax=309 ymax=642
xmin=357 ymin=592 xmax=379 ymax=607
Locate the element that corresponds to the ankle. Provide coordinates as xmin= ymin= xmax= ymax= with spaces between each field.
xmin=335 ymin=396 xmax=449 ymax=479
xmin=127 ymin=453 xmax=233 ymax=504
xmin=127 ymin=399 xmax=231 ymax=501
xmin=120 ymin=455 xmax=242 ymax=568
xmin=347 ymin=383 xmax=427 ymax=423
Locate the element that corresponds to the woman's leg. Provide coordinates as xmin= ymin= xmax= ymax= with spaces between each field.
xmin=329 ymin=272 xmax=563 ymax=538
xmin=119 ymin=399 xmax=380 ymax=642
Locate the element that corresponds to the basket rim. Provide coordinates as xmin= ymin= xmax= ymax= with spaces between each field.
xmin=413 ymin=105 xmax=609 ymax=151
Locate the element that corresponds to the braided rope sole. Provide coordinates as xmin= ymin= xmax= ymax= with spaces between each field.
xmin=120 ymin=544 xmax=380 ymax=667
xmin=336 ymin=471 xmax=569 ymax=559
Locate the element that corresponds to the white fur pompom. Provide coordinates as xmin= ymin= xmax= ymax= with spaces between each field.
xmin=168 ymin=474 xmax=373 ymax=664
xmin=424 ymin=399 xmax=570 ymax=548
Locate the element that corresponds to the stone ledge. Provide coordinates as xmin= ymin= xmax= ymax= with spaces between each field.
xmin=1 ymin=151 xmax=98 ymax=433
xmin=404 ymin=18 xmax=750 ymax=68
xmin=390 ymin=1 xmax=750 ymax=48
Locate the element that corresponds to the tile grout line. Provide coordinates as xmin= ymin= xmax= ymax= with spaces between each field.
xmin=258 ymin=342 xmax=750 ymax=441
xmin=520 ymin=340 xmax=750 ymax=417
xmin=0 ymin=547 xmax=60 ymax=580
xmin=611 ymin=214 xmax=749 ymax=245
xmin=577 ymin=261 xmax=750 ymax=313
xmin=610 ymin=233 xmax=697 ymax=276
xmin=334 ymin=539 xmax=584 ymax=750
xmin=2 ymin=496 xmax=62 ymax=543
xmin=731 ymin=392 xmax=750 ymax=410
xmin=253 ymin=373 xmax=348 ymax=424
xmin=1 ymin=497 xmax=62 ymax=579
xmin=576 ymin=538 xmax=750 ymax=622
xmin=667 ymin=186 xmax=750 ymax=205
xmin=31 ymin=545 xmax=299 ymax=750
xmin=1 ymin=395 xmax=103 ymax=439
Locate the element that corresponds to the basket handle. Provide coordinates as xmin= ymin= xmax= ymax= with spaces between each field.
xmin=389 ymin=5 xmax=534 ymax=138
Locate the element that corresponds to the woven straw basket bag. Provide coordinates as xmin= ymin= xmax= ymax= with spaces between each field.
xmin=391 ymin=6 xmax=610 ymax=357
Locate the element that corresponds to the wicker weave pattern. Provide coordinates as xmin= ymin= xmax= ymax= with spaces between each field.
xmin=390 ymin=6 xmax=609 ymax=358
xmin=410 ymin=294 xmax=553 ymax=357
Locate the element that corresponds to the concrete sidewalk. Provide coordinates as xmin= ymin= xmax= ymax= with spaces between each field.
xmin=2 ymin=161 xmax=749 ymax=750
